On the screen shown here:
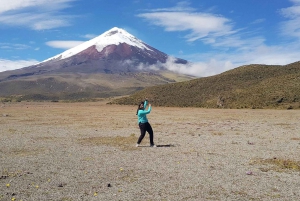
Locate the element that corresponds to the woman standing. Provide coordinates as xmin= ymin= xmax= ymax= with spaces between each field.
xmin=136 ymin=99 xmax=156 ymax=147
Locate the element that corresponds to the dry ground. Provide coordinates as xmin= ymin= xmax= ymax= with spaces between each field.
xmin=0 ymin=101 xmax=300 ymax=201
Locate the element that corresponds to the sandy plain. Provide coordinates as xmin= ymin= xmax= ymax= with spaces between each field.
xmin=0 ymin=101 xmax=300 ymax=201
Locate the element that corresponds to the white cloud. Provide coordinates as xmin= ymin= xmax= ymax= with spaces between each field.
xmin=0 ymin=0 xmax=74 ymax=13
xmin=130 ymin=56 xmax=233 ymax=77
xmin=0 ymin=0 xmax=77 ymax=30
xmin=163 ymin=57 xmax=210 ymax=76
xmin=159 ymin=56 xmax=234 ymax=77
xmin=82 ymin=34 xmax=98 ymax=39
xmin=280 ymin=0 xmax=300 ymax=38
xmin=161 ymin=42 xmax=300 ymax=77
xmin=138 ymin=12 xmax=235 ymax=43
xmin=251 ymin=18 xmax=266 ymax=24
xmin=179 ymin=43 xmax=300 ymax=77
xmin=149 ymin=1 xmax=196 ymax=12
xmin=137 ymin=1 xmax=239 ymax=46
xmin=46 ymin=41 xmax=85 ymax=49
xmin=137 ymin=4 xmax=273 ymax=64
xmin=137 ymin=1 xmax=300 ymax=76
xmin=0 ymin=43 xmax=31 ymax=50
xmin=0 ymin=59 xmax=39 ymax=73
xmin=0 ymin=12 xmax=73 ymax=30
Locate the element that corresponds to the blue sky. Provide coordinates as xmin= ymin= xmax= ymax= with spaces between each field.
xmin=1 ymin=0 xmax=300 ymax=76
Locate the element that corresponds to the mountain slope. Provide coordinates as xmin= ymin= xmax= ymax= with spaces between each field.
xmin=0 ymin=71 xmax=195 ymax=101
xmin=112 ymin=61 xmax=300 ymax=109
xmin=0 ymin=27 xmax=193 ymax=100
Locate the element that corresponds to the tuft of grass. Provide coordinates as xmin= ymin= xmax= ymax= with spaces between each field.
xmin=250 ymin=158 xmax=300 ymax=172
xmin=291 ymin=137 xmax=300 ymax=140
xmin=0 ymin=170 xmax=32 ymax=179
xmin=212 ymin=132 xmax=224 ymax=136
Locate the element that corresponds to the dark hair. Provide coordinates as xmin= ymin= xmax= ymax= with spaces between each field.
xmin=136 ymin=101 xmax=144 ymax=115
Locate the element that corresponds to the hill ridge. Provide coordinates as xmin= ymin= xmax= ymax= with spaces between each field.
xmin=112 ymin=62 xmax=300 ymax=109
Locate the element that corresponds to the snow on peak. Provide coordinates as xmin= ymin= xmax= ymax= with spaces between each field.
xmin=94 ymin=27 xmax=152 ymax=53
xmin=43 ymin=27 xmax=152 ymax=62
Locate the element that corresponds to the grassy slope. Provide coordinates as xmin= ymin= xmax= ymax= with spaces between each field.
xmin=0 ymin=71 xmax=194 ymax=101
xmin=112 ymin=62 xmax=300 ymax=109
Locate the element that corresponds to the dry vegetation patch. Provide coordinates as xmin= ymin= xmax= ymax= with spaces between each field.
xmin=291 ymin=137 xmax=300 ymax=140
xmin=6 ymin=147 xmax=45 ymax=157
xmin=250 ymin=158 xmax=300 ymax=172
xmin=78 ymin=134 xmax=137 ymax=151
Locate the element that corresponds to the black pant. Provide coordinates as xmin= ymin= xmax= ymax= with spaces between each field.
xmin=137 ymin=122 xmax=154 ymax=145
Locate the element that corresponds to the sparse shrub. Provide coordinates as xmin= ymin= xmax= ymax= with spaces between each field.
xmin=2 ymin=98 xmax=12 ymax=102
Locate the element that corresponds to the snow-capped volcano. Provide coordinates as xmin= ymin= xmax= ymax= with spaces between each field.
xmin=1 ymin=27 xmax=188 ymax=81
xmin=36 ymin=27 xmax=187 ymax=73
xmin=43 ymin=27 xmax=153 ymax=62
xmin=0 ymin=27 xmax=193 ymax=99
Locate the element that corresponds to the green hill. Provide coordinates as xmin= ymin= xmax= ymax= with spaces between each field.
xmin=111 ymin=62 xmax=300 ymax=109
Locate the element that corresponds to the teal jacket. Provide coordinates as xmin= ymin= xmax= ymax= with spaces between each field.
xmin=137 ymin=100 xmax=151 ymax=124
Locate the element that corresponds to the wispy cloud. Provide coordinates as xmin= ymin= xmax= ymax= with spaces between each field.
xmin=82 ymin=34 xmax=98 ymax=39
xmin=183 ymin=44 xmax=300 ymax=76
xmin=137 ymin=1 xmax=268 ymax=53
xmin=279 ymin=0 xmax=300 ymax=39
xmin=0 ymin=43 xmax=31 ymax=50
xmin=0 ymin=41 xmax=39 ymax=72
xmin=137 ymin=2 xmax=238 ymax=46
xmin=0 ymin=0 xmax=77 ymax=30
xmin=137 ymin=1 xmax=300 ymax=76
xmin=138 ymin=12 xmax=235 ymax=43
xmin=0 ymin=59 xmax=38 ymax=72
xmin=149 ymin=1 xmax=196 ymax=12
xmin=0 ymin=0 xmax=75 ymax=13
xmin=160 ymin=41 xmax=300 ymax=77
xmin=46 ymin=41 xmax=85 ymax=49
xmin=251 ymin=18 xmax=266 ymax=24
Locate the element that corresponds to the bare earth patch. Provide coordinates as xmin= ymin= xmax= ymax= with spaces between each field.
xmin=1 ymin=101 xmax=300 ymax=200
